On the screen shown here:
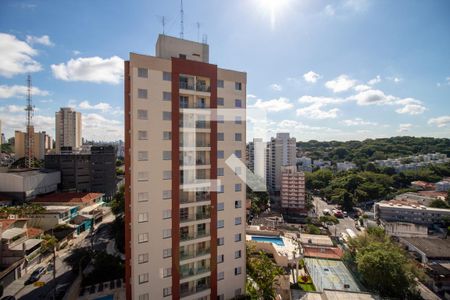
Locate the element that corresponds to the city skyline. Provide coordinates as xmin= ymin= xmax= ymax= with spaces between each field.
xmin=1 ymin=0 xmax=450 ymax=142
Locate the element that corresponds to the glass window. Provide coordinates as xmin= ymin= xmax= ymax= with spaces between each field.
xmin=163 ymin=91 xmax=171 ymax=101
xmin=235 ymin=116 xmax=242 ymax=124
xmin=163 ymin=111 xmax=171 ymax=120
xmin=235 ymin=82 xmax=242 ymax=90
xmin=138 ymin=192 xmax=149 ymax=202
xmin=235 ymin=217 xmax=242 ymax=225
xmin=163 ymin=151 xmax=171 ymax=160
xmin=163 ymin=131 xmax=172 ymax=140
xmin=163 ymin=248 xmax=172 ymax=258
xmin=219 ymin=185 xmax=224 ymax=193
xmin=138 ymin=88 xmax=148 ymax=99
xmin=162 ymin=190 xmax=171 ymax=199
xmin=138 ymin=130 xmax=148 ymax=140
xmin=138 ymin=253 xmax=149 ymax=264
xmin=235 ymin=200 xmax=242 ymax=208
xmin=217 ymin=115 xmax=224 ymax=123
xmin=139 ymin=294 xmax=149 ymax=300
xmin=218 ymin=271 xmax=224 ymax=280
xmin=163 ymin=229 xmax=171 ymax=239
xmin=163 ymin=170 xmax=172 ymax=180
xmin=235 ymin=133 xmax=242 ymax=141
xmin=138 ymin=68 xmax=148 ymax=78
xmin=235 ymin=250 xmax=242 ymax=259
xmin=235 ymin=99 xmax=242 ymax=107
xmin=218 ymin=168 xmax=224 ymax=176
xmin=163 ymin=71 xmax=171 ymax=81
xmin=218 ymin=151 xmax=224 ymax=159
xmin=138 ymin=233 xmax=149 ymax=243
xmin=138 ymin=273 xmax=149 ymax=284
xmin=235 ymin=183 xmax=242 ymax=192
xmin=217 ymin=97 xmax=224 ymax=106
xmin=217 ymin=254 xmax=224 ymax=263
xmin=137 ymin=109 xmax=148 ymax=120
xmin=217 ymin=80 xmax=224 ymax=88
xmin=235 ymin=150 xmax=242 ymax=158
xmin=138 ymin=213 xmax=148 ymax=223
xmin=163 ymin=287 xmax=172 ymax=297
xmin=137 ymin=172 xmax=149 ymax=182
xmin=218 ymin=237 xmax=224 ymax=246
xmin=163 ymin=209 xmax=171 ymax=219
xmin=163 ymin=267 xmax=172 ymax=278
xmin=234 ymin=267 xmax=242 ymax=275
xmin=235 ymin=288 xmax=242 ymax=296
xmin=217 ymin=132 xmax=224 ymax=141
xmin=217 ymin=220 xmax=224 ymax=228
xmin=235 ymin=233 xmax=242 ymax=242
xmin=217 ymin=202 xmax=224 ymax=211
xmin=138 ymin=151 xmax=148 ymax=161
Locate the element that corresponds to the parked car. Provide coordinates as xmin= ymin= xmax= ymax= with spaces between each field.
xmin=323 ymin=209 xmax=331 ymax=215
xmin=24 ymin=267 xmax=45 ymax=285
xmin=334 ymin=210 xmax=344 ymax=218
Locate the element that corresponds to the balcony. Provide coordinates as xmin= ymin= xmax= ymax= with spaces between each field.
xmin=180 ymin=230 xmax=210 ymax=242
xmin=180 ymin=282 xmax=211 ymax=298
xmin=180 ymin=212 xmax=211 ymax=223
xmin=196 ymin=82 xmax=210 ymax=92
xmin=180 ymin=247 xmax=211 ymax=261
xmin=180 ymin=81 xmax=195 ymax=90
xmin=180 ymin=192 xmax=210 ymax=204
xmin=180 ymin=266 xmax=211 ymax=279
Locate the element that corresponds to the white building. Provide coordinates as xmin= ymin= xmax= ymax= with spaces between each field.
xmin=125 ymin=35 xmax=246 ymax=300
xmin=266 ymin=133 xmax=296 ymax=193
xmin=435 ymin=181 xmax=450 ymax=192
xmin=247 ymin=138 xmax=266 ymax=181
xmin=55 ymin=107 xmax=82 ymax=153
xmin=336 ymin=161 xmax=356 ymax=172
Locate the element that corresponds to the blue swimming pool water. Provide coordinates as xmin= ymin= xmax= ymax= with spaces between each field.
xmin=251 ymin=236 xmax=285 ymax=246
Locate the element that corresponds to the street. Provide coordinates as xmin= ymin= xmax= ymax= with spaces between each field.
xmin=313 ymin=196 xmax=361 ymax=237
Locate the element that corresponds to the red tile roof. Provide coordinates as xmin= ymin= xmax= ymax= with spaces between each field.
xmin=27 ymin=227 xmax=43 ymax=238
xmin=411 ymin=181 xmax=435 ymax=190
xmin=33 ymin=192 xmax=103 ymax=204
xmin=303 ymin=246 xmax=344 ymax=260
xmin=417 ymin=191 xmax=448 ymax=199
xmin=0 ymin=219 xmax=16 ymax=230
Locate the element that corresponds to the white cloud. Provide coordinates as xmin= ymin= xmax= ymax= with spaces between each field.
xmin=303 ymin=71 xmax=322 ymax=83
xmin=367 ymin=75 xmax=381 ymax=85
xmin=247 ymin=94 xmax=257 ymax=99
xmin=250 ymin=97 xmax=293 ymax=112
xmin=325 ymin=74 xmax=356 ymax=93
xmin=398 ymin=123 xmax=413 ymax=133
xmin=324 ymin=4 xmax=335 ymax=16
xmin=78 ymin=100 xmax=112 ymax=112
xmin=428 ymin=116 xmax=450 ymax=128
xmin=342 ymin=118 xmax=377 ymax=126
xmin=0 ymin=84 xmax=49 ymax=99
xmin=51 ymin=56 xmax=124 ymax=84
xmin=298 ymin=95 xmax=346 ymax=105
xmin=353 ymin=84 xmax=371 ymax=92
xmin=387 ymin=76 xmax=402 ymax=83
xmin=83 ymin=113 xmax=123 ymax=141
xmin=26 ymin=35 xmax=54 ymax=46
xmin=0 ymin=105 xmax=25 ymax=113
xmin=0 ymin=33 xmax=42 ymax=77
xmin=73 ymin=50 xmax=81 ymax=56
xmin=343 ymin=0 xmax=369 ymax=12
xmin=269 ymin=83 xmax=282 ymax=91
xmin=296 ymin=103 xmax=340 ymax=119
xmin=395 ymin=104 xmax=426 ymax=115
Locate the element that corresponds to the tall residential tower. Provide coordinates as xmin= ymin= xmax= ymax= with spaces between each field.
xmin=55 ymin=107 xmax=82 ymax=153
xmin=266 ymin=133 xmax=297 ymax=193
xmin=125 ymin=35 xmax=247 ymax=300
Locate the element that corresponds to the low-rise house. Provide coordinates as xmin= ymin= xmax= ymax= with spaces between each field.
xmin=336 ymin=161 xmax=356 ymax=172
xmin=27 ymin=205 xmax=78 ymax=231
xmin=400 ymin=237 xmax=450 ymax=263
xmin=435 ymin=181 xmax=450 ymax=192
xmin=411 ymin=181 xmax=435 ymax=191
xmin=381 ymin=220 xmax=429 ymax=238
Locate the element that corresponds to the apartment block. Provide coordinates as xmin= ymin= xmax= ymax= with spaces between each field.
xmin=14 ymin=129 xmax=52 ymax=160
xmin=280 ymin=166 xmax=306 ymax=211
xmin=55 ymin=107 xmax=82 ymax=153
xmin=246 ymin=138 xmax=266 ymax=182
xmin=266 ymin=133 xmax=296 ymax=193
xmin=125 ymin=35 xmax=246 ymax=300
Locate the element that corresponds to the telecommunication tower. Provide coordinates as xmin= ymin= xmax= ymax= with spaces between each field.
xmin=25 ymin=74 xmax=34 ymax=168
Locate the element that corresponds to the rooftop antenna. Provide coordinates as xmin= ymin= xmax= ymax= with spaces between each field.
xmin=196 ymin=22 xmax=200 ymax=42
xmin=202 ymin=34 xmax=208 ymax=44
xmin=161 ymin=16 xmax=166 ymax=35
xmin=180 ymin=0 xmax=184 ymax=39
xmin=25 ymin=74 xmax=35 ymax=169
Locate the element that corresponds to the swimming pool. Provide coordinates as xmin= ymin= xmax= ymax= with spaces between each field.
xmin=251 ymin=236 xmax=285 ymax=246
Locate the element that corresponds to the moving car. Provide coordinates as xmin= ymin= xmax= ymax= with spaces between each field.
xmin=24 ymin=267 xmax=45 ymax=285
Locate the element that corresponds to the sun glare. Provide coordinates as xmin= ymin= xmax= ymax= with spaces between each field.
xmin=257 ymin=0 xmax=290 ymax=29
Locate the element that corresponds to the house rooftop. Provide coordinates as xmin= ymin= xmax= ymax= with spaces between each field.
xmin=33 ymin=192 xmax=103 ymax=204
xmin=402 ymin=237 xmax=450 ymax=259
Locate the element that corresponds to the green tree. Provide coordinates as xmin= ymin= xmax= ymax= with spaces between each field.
xmin=246 ymin=246 xmax=284 ymax=299
xmin=111 ymin=185 xmax=125 ymax=216
xmin=305 ymin=224 xmax=321 ymax=234
xmin=429 ymin=199 xmax=449 ymax=209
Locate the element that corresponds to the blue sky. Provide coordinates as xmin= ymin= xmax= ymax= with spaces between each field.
xmin=0 ymin=0 xmax=449 ymax=142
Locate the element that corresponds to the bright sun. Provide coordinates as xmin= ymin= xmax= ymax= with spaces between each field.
xmin=258 ymin=0 xmax=290 ymax=29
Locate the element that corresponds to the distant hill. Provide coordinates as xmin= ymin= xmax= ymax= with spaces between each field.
xmin=297 ymin=136 xmax=450 ymax=165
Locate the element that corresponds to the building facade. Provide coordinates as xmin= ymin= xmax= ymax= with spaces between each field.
xmin=44 ymin=145 xmax=117 ymax=198
xmin=246 ymin=138 xmax=266 ymax=182
xmin=266 ymin=133 xmax=296 ymax=193
xmin=125 ymin=35 xmax=246 ymax=300
xmin=55 ymin=107 xmax=82 ymax=153
xmin=280 ymin=166 xmax=306 ymax=211
xmin=14 ymin=130 xmax=51 ymax=160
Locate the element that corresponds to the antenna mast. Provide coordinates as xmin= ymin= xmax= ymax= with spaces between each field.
xmin=196 ymin=22 xmax=200 ymax=42
xmin=162 ymin=16 xmax=166 ymax=35
xmin=180 ymin=0 xmax=184 ymax=39
xmin=25 ymin=74 xmax=34 ymax=169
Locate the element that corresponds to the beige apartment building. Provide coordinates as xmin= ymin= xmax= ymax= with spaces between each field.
xmin=55 ymin=107 xmax=82 ymax=153
xmin=14 ymin=129 xmax=51 ymax=160
xmin=125 ymin=35 xmax=246 ymax=300
xmin=280 ymin=166 xmax=306 ymax=211
xmin=266 ymin=133 xmax=297 ymax=193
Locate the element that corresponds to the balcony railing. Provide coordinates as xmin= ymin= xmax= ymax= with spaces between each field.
xmin=196 ymin=83 xmax=210 ymax=92
xmin=180 ymin=247 xmax=211 ymax=261
xmin=180 ymin=283 xmax=211 ymax=298
xmin=180 ymin=212 xmax=211 ymax=223
xmin=180 ymin=230 xmax=210 ymax=242
xmin=180 ymin=266 xmax=211 ymax=279
xmin=180 ymin=81 xmax=195 ymax=90
xmin=180 ymin=193 xmax=210 ymax=204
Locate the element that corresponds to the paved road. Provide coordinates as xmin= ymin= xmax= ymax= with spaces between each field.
xmin=313 ymin=196 xmax=361 ymax=237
